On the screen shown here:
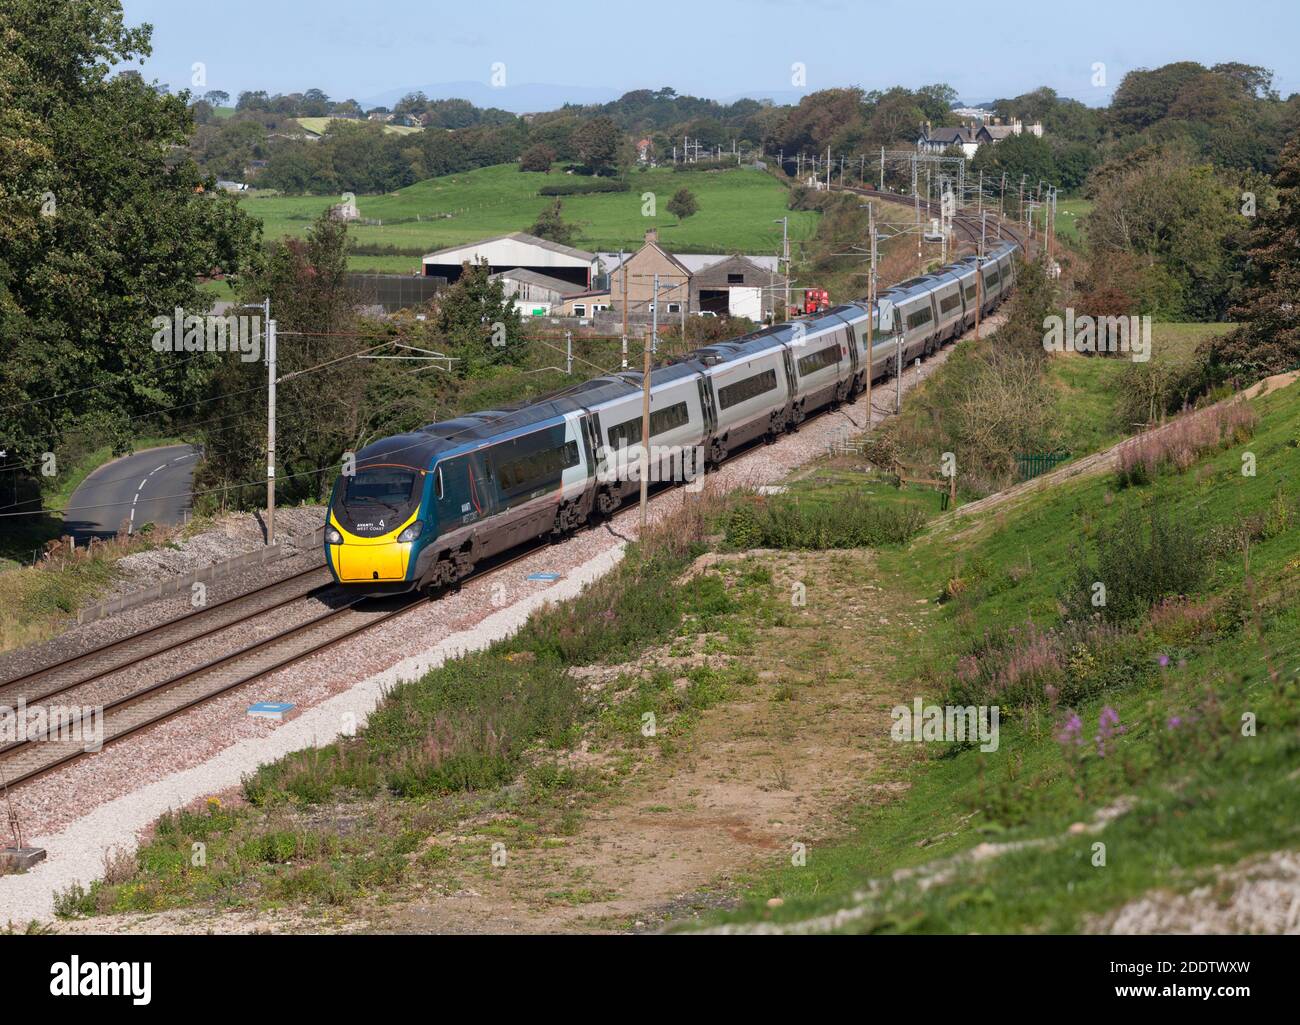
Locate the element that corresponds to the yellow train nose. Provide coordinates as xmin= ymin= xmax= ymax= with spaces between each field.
xmin=334 ymin=542 xmax=410 ymax=582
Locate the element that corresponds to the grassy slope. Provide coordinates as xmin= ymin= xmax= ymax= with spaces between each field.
xmin=707 ymin=375 xmax=1300 ymax=933
xmin=239 ymin=164 xmax=819 ymax=272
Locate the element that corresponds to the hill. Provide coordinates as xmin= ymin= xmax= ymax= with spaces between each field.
xmin=239 ymin=163 xmax=819 ymax=271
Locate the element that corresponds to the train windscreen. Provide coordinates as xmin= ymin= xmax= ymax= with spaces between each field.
xmin=332 ymin=466 xmax=423 ymax=537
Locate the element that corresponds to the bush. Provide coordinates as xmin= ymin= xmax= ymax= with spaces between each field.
xmin=945 ymin=619 xmax=1153 ymax=710
xmin=538 ymin=179 xmax=629 ymax=196
xmin=1115 ymin=401 xmax=1257 ymax=488
xmin=1062 ymin=507 xmax=1210 ymax=624
xmin=722 ymin=492 xmax=927 ymax=550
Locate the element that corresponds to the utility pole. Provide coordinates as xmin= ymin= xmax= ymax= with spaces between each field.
xmin=565 ymin=330 xmax=573 ymax=375
xmin=620 ymin=248 xmax=629 ymax=369
xmin=639 ymin=273 xmax=657 ymax=529
xmin=775 ymin=216 xmax=790 ymax=319
xmin=978 ymin=170 xmax=983 ymax=220
xmin=826 ymin=146 xmax=832 ymax=191
xmin=975 ymin=213 xmax=986 ymax=343
xmin=866 ymin=204 xmax=875 ymax=421
xmin=879 ymin=145 xmax=885 ymax=191
xmin=264 ymin=302 xmax=276 ymax=546
xmin=999 ymin=171 xmax=1007 ymax=220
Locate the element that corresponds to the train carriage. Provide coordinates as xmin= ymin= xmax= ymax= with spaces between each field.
xmin=326 ymin=238 xmax=1023 ymax=594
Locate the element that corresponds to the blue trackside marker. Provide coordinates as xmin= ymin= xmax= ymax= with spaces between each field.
xmin=527 ymin=572 xmax=561 ymax=581
xmin=248 ymin=702 xmax=295 ymax=720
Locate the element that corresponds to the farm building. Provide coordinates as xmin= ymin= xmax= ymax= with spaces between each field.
xmin=422 ymin=232 xmax=595 ymax=288
xmin=490 ymin=267 xmax=588 ymax=316
xmin=604 ymin=230 xmax=780 ymax=319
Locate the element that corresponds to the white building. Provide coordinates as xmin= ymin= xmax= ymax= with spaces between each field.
xmin=421 ymin=232 xmax=595 ymax=290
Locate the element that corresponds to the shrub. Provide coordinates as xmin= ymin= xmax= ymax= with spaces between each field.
xmin=945 ymin=619 xmax=1152 ymax=710
xmin=722 ymin=492 xmax=927 ymax=550
xmin=1062 ymin=507 xmax=1209 ymax=624
xmin=1115 ymin=401 xmax=1257 ymax=487
xmin=538 ymin=178 xmax=629 ymax=196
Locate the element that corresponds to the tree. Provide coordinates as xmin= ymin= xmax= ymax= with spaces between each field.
xmin=667 ymin=187 xmax=698 ymax=223
xmin=204 ymin=89 xmax=230 ymax=107
xmin=529 ymin=199 xmax=576 ymax=246
xmin=519 ymin=142 xmax=555 ymax=172
xmin=0 ymin=0 xmax=259 ymax=479
xmin=435 ymin=261 xmax=525 ymax=373
xmin=572 ymin=116 xmax=621 ymax=175
xmin=1083 ymin=151 xmax=1244 ymax=319
xmin=1212 ymin=131 xmax=1300 ymax=376
xmin=196 ymin=211 xmax=367 ymax=509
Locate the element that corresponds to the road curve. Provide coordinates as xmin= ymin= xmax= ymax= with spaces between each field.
xmin=63 ymin=444 xmax=199 ymax=542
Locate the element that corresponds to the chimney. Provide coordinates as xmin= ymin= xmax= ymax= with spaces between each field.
xmin=645 ymin=227 xmax=658 ymax=244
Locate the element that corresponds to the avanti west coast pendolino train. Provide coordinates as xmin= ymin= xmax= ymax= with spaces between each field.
xmin=324 ymin=241 xmax=1021 ymax=592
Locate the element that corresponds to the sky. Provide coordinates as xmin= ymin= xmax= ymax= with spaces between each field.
xmin=119 ymin=0 xmax=1300 ymax=109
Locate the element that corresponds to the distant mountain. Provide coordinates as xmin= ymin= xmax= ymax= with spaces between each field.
xmin=359 ymin=82 xmax=816 ymax=114
xmin=358 ymin=81 xmax=623 ymax=113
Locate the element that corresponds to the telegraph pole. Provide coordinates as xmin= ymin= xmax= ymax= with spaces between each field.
xmin=264 ymin=303 xmax=277 ymax=546
xmin=775 ymin=216 xmax=790 ymax=319
xmin=639 ymin=274 xmax=657 ymax=529
xmin=620 ymin=248 xmax=629 ymax=368
xmin=974 ymin=213 xmax=986 ymax=343
xmin=879 ymin=145 xmax=885 ymax=191
xmin=866 ymin=205 xmax=875 ymax=421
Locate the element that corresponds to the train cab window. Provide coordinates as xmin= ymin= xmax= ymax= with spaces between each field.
xmin=434 ymin=465 xmax=444 ymax=500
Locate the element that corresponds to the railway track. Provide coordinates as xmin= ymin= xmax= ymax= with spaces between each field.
xmin=834 ymin=182 xmax=1031 ymax=256
xmin=0 ymin=546 xmax=541 ymax=789
xmin=0 ymin=192 xmax=1025 ymax=794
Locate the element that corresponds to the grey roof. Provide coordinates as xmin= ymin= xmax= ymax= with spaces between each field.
xmin=489 ymin=267 xmax=584 ymax=295
xmin=423 ymin=231 xmax=595 ymax=263
xmin=922 ymin=126 xmax=977 ymax=144
xmin=597 ymin=251 xmax=780 ymax=274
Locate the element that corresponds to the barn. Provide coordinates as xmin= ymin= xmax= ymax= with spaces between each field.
xmin=422 ymin=232 xmax=595 ymax=289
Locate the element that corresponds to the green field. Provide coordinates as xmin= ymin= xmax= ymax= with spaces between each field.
xmin=239 ymin=163 xmax=820 ymax=272
xmin=295 ymin=116 xmax=422 ymax=137
xmin=1054 ymin=196 xmax=1092 ymax=245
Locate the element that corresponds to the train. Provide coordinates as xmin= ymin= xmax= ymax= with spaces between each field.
xmin=323 ymin=240 xmax=1021 ymax=592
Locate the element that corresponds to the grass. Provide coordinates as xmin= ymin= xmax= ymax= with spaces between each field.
xmin=1054 ymin=196 xmax=1092 ymax=246
xmin=54 ymin=483 xmax=931 ymax=917
xmin=699 ymin=373 xmax=1300 ymax=933
xmin=1045 ymin=322 xmax=1232 ymax=462
xmin=238 ymin=163 xmax=819 ymax=272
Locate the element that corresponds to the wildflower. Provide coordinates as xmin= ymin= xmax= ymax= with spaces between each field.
xmin=1096 ymin=706 xmax=1125 ymax=757
xmin=1057 ymin=713 xmax=1083 ymax=747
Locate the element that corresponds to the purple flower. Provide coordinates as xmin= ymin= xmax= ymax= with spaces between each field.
xmin=1096 ymin=706 xmax=1125 ymax=757
xmin=1167 ymin=715 xmax=1183 ymax=730
xmin=1057 ymin=713 xmax=1083 ymax=747
xmin=1158 ymin=654 xmax=1170 ymax=668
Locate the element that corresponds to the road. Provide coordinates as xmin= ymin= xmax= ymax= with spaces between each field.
xmin=63 ymin=444 xmax=199 ymax=542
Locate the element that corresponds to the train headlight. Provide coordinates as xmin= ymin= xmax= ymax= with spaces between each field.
xmin=325 ymin=527 xmax=343 ymax=545
xmin=396 ymin=521 xmax=424 ymax=543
